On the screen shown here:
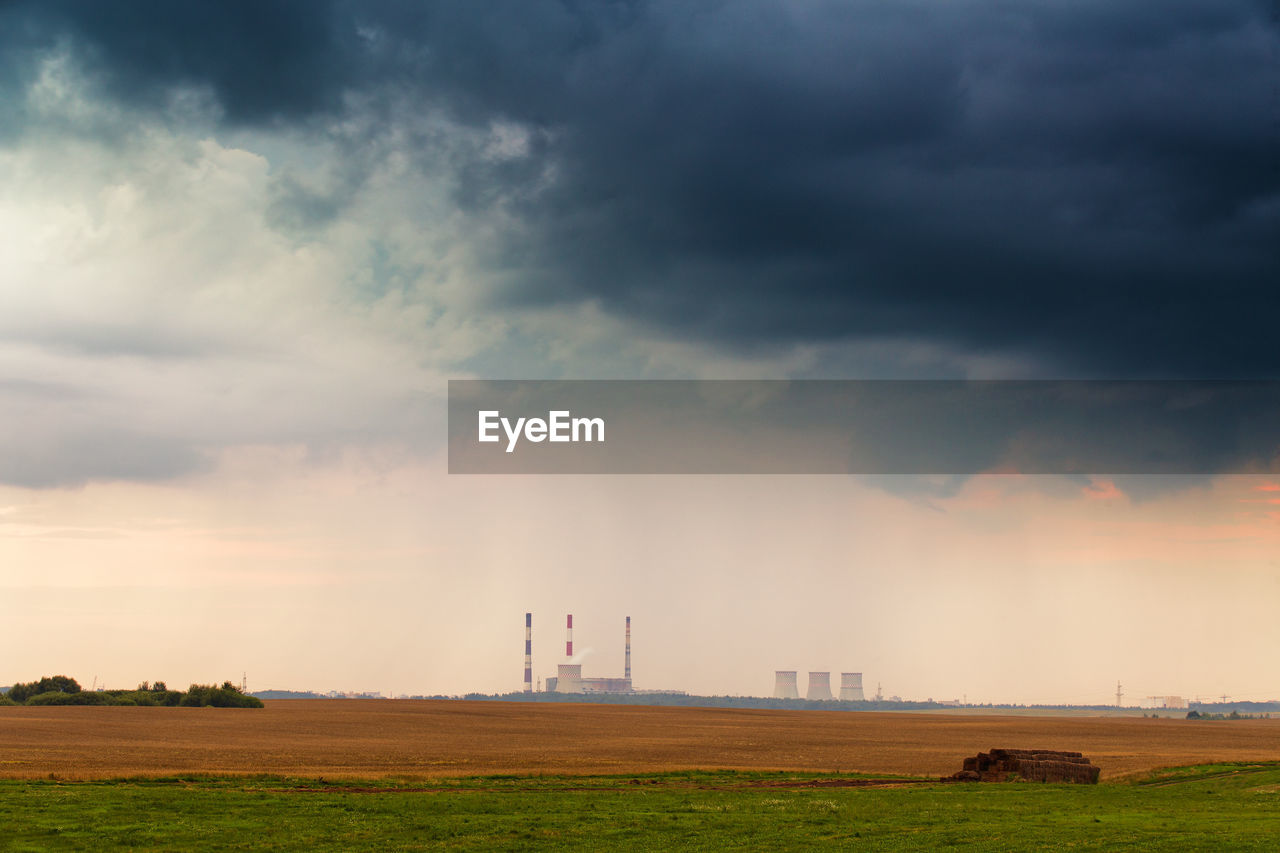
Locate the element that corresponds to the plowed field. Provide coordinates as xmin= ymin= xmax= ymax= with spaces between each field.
xmin=2 ymin=700 xmax=1277 ymax=780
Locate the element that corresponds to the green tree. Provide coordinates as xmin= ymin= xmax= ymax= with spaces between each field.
xmin=8 ymin=675 xmax=80 ymax=703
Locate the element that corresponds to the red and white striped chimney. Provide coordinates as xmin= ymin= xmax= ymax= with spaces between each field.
xmin=523 ymin=612 xmax=533 ymax=693
xmin=565 ymin=614 xmax=573 ymax=658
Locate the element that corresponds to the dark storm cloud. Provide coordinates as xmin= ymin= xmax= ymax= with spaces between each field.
xmin=0 ymin=0 xmax=346 ymax=122
xmin=3 ymin=0 xmax=1278 ymax=376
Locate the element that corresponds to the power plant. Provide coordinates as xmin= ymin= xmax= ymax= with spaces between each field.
xmin=774 ymin=669 xmax=866 ymax=701
xmin=525 ymin=612 xmax=865 ymax=701
xmin=536 ymin=613 xmax=635 ymax=694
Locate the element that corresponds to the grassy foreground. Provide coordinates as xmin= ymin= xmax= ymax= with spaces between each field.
xmin=4 ymin=764 xmax=1279 ymax=851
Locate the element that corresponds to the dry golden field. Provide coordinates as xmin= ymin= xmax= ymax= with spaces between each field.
xmin=1 ymin=700 xmax=1277 ymax=780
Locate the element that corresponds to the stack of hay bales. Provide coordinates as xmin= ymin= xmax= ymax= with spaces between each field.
xmin=945 ymin=749 xmax=1100 ymax=784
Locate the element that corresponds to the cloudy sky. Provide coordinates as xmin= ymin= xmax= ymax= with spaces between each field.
xmin=1 ymin=0 xmax=1278 ymax=702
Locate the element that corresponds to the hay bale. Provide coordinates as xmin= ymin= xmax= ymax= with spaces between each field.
xmin=943 ymin=749 xmax=1100 ymax=784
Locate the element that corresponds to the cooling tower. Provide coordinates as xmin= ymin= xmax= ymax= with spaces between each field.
xmin=556 ymin=663 xmax=583 ymax=693
xmin=839 ymin=672 xmax=864 ymax=701
xmin=806 ymin=671 xmax=833 ymax=701
xmin=524 ymin=612 xmax=533 ymax=693
xmin=773 ymin=670 xmax=799 ymax=699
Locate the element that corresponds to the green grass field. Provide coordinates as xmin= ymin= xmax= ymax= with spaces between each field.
xmin=4 ymin=764 xmax=1279 ymax=851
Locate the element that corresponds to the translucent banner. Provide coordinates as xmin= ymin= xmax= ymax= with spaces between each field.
xmin=448 ymin=380 xmax=1280 ymax=475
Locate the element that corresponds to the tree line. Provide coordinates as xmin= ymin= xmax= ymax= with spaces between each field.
xmin=0 ymin=675 xmax=263 ymax=708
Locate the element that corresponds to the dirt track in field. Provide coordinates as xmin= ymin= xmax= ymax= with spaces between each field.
xmin=1 ymin=700 xmax=1277 ymax=780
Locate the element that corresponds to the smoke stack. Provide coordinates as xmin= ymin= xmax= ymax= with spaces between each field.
xmin=625 ymin=616 xmax=631 ymax=682
xmin=806 ymin=671 xmax=833 ymax=701
xmin=566 ymin=614 xmax=573 ymax=659
xmin=524 ymin=613 xmax=533 ymax=693
xmin=773 ymin=670 xmax=799 ymax=699
xmin=839 ymin=672 xmax=864 ymax=701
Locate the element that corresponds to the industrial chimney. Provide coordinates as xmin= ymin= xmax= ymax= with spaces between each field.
xmin=807 ymin=672 xmax=833 ymax=701
xmin=523 ymin=613 xmax=533 ymax=693
xmin=625 ymin=616 xmax=631 ymax=683
xmin=566 ymin=614 xmax=573 ymax=658
xmin=839 ymin=672 xmax=864 ymax=701
xmin=774 ymin=671 xmax=799 ymax=699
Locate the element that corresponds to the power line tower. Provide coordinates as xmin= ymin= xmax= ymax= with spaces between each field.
xmin=241 ymin=672 xmax=248 ymax=693
xmin=1115 ymin=680 xmax=1123 ymax=708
